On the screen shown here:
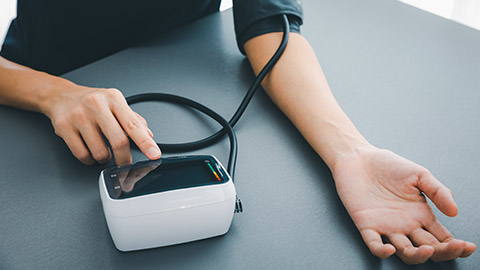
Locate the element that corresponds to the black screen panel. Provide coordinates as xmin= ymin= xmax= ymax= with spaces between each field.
xmin=106 ymin=157 xmax=227 ymax=199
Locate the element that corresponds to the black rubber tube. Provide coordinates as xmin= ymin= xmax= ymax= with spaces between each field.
xmin=126 ymin=93 xmax=238 ymax=179
xmin=126 ymin=14 xmax=290 ymax=181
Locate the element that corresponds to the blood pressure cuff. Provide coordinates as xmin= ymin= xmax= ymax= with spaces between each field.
xmin=233 ymin=0 xmax=304 ymax=55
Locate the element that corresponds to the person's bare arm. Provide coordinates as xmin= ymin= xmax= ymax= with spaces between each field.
xmin=244 ymin=32 xmax=476 ymax=264
xmin=0 ymin=56 xmax=161 ymax=165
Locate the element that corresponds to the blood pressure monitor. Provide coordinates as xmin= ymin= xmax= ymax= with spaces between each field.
xmin=97 ymin=13 xmax=290 ymax=252
xmin=99 ymin=155 xmax=236 ymax=251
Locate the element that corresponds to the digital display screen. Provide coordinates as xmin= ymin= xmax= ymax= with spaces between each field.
xmin=105 ymin=157 xmax=227 ymax=199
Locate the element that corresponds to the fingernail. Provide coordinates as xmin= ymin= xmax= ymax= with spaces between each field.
xmin=147 ymin=146 xmax=161 ymax=158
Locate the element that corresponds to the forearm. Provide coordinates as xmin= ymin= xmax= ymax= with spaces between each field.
xmin=0 ymin=56 xmax=160 ymax=165
xmin=245 ymin=33 xmax=477 ymax=264
xmin=244 ymin=33 xmax=369 ymax=170
xmin=0 ymin=56 xmax=75 ymax=114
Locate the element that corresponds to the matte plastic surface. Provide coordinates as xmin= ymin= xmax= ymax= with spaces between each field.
xmin=99 ymin=169 xmax=236 ymax=251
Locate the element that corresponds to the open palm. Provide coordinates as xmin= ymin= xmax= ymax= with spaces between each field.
xmin=332 ymin=146 xmax=476 ymax=264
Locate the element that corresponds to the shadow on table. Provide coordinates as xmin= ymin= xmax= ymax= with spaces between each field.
xmin=106 ymin=226 xmax=238 ymax=269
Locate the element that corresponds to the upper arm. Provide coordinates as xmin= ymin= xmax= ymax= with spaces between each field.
xmin=232 ymin=0 xmax=304 ymax=54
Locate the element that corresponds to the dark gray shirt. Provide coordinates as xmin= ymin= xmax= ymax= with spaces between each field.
xmin=0 ymin=0 xmax=303 ymax=75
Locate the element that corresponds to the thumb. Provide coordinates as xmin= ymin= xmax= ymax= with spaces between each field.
xmin=417 ymin=171 xmax=458 ymax=217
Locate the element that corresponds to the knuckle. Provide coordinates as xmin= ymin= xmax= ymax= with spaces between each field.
xmin=76 ymin=150 xmax=92 ymax=163
xmin=83 ymin=92 xmax=104 ymax=107
xmin=70 ymin=107 xmax=87 ymax=122
xmin=126 ymin=119 xmax=141 ymax=132
xmin=397 ymin=246 xmax=412 ymax=257
xmin=106 ymin=88 xmax=124 ymax=99
xmin=53 ymin=117 xmax=69 ymax=135
xmin=93 ymin=148 xmax=110 ymax=161
xmin=111 ymin=135 xmax=130 ymax=150
xmin=53 ymin=116 xmax=68 ymax=128
xmin=419 ymin=167 xmax=431 ymax=176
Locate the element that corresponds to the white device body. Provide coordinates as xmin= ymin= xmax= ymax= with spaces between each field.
xmin=98 ymin=157 xmax=236 ymax=252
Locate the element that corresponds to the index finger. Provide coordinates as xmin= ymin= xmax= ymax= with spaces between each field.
xmin=112 ymin=102 xmax=161 ymax=160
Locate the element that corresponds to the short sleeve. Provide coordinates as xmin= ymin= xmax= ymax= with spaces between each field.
xmin=233 ymin=0 xmax=304 ymax=54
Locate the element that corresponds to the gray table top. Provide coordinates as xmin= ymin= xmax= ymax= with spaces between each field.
xmin=1 ymin=0 xmax=479 ymax=269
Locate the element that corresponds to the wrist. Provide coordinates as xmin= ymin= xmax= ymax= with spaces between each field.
xmin=37 ymin=75 xmax=79 ymax=117
xmin=329 ymin=143 xmax=378 ymax=179
xmin=310 ymin=121 xmax=372 ymax=172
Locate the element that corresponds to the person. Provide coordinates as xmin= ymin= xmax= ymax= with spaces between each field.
xmin=0 ymin=0 xmax=476 ymax=264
